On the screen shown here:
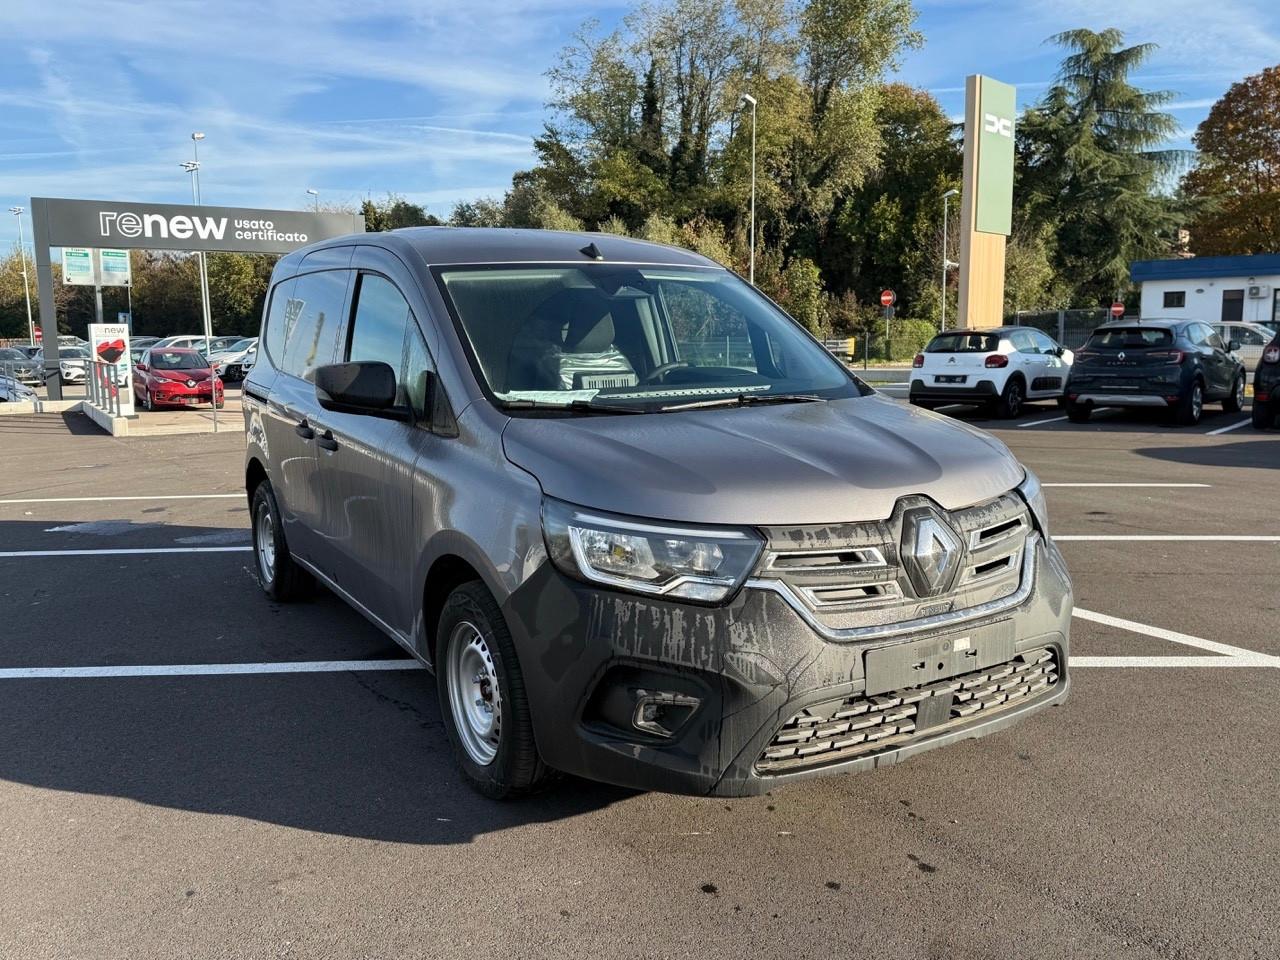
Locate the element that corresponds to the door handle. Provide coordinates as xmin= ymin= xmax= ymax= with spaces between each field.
xmin=316 ymin=430 xmax=339 ymax=452
xmin=294 ymin=420 xmax=315 ymax=440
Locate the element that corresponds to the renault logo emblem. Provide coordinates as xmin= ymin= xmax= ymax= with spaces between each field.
xmin=1117 ymin=351 xmax=1126 ymax=361
xmin=901 ymin=509 xmax=963 ymax=598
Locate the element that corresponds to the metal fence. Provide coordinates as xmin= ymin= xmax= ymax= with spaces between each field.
xmin=85 ymin=360 xmax=127 ymax=418
xmin=1008 ymin=309 xmax=1126 ymax=350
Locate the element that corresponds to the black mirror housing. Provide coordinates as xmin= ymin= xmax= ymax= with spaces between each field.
xmin=315 ymin=361 xmax=408 ymax=419
xmin=1227 ymin=340 xmax=1241 ymax=352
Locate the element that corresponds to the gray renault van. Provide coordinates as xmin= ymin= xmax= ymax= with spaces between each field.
xmin=243 ymin=229 xmax=1072 ymax=798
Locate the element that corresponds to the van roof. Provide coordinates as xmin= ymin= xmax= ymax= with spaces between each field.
xmin=283 ymin=226 xmax=723 ymax=271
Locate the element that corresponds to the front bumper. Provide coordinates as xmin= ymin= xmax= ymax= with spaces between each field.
xmin=503 ymin=535 xmax=1073 ymax=796
xmin=908 ymin=378 xmax=999 ymax=403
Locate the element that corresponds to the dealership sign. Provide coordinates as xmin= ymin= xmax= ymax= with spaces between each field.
xmin=98 ymin=249 xmax=132 ymax=287
xmin=973 ymin=76 xmax=1015 ymax=237
xmin=87 ymin=323 xmax=134 ymax=417
xmin=34 ymin=197 xmax=364 ymax=255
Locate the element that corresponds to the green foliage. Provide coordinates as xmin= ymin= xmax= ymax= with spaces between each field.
xmin=1015 ymin=28 xmax=1185 ymax=305
xmin=362 ymin=194 xmax=442 ymax=231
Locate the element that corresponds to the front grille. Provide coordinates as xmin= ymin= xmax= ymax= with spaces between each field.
xmin=754 ymin=493 xmax=1032 ymax=633
xmin=756 ymin=647 xmax=1060 ymax=775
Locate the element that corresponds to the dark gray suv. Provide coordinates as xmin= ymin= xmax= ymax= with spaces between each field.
xmin=243 ymin=229 xmax=1072 ymax=798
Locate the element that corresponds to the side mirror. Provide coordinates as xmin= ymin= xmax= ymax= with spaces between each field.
xmin=315 ymin=361 xmax=409 ymax=419
xmin=1053 ymin=346 xmax=1066 ymax=357
xmin=135 ymin=362 xmax=148 ymax=372
xmin=1227 ymin=339 xmax=1241 ymax=353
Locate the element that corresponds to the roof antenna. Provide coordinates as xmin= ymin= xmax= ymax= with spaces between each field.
xmin=580 ymin=241 xmax=604 ymax=261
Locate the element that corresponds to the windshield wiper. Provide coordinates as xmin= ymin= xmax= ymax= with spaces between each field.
xmin=502 ymin=398 xmax=649 ymax=415
xmin=656 ymin=393 xmax=828 ymax=413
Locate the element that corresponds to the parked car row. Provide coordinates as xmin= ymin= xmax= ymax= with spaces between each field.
xmin=909 ymin=317 xmax=1253 ymax=428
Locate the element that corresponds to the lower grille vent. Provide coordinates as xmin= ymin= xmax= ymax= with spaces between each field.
xmin=756 ymin=647 xmax=1060 ymax=775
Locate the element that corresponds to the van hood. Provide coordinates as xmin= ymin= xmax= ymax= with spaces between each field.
xmin=501 ymin=394 xmax=1024 ymax=526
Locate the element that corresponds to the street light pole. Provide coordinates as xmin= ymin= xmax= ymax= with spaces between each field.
xmin=9 ymin=207 xmax=35 ymax=346
xmin=306 ymin=188 xmax=319 ymax=211
xmin=182 ymin=131 xmax=217 ymax=431
xmin=740 ymin=93 xmax=757 ymax=286
xmin=940 ymin=188 xmax=958 ymax=331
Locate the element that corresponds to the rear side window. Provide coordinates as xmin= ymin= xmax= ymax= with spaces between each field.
xmin=926 ymin=333 xmax=999 ymax=353
xmin=280 ymin=270 xmax=348 ymax=380
xmin=1087 ymin=327 xmax=1173 ymax=349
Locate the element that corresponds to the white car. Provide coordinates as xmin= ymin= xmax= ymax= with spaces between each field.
xmin=208 ymin=337 xmax=258 ymax=381
xmin=909 ymin=326 xmax=1074 ymax=418
xmin=1214 ymin=321 xmax=1274 ymax=371
xmin=58 ymin=347 xmax=128 ymax=386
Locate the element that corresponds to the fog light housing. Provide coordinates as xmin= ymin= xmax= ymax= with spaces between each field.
xmin=632 ymin=690 xmax=701 ymax=738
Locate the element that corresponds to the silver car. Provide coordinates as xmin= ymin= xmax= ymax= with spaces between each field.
xmin=0 ymin=346 xmax=45 ymax=384
xmin=243 ymin=229 xmax=1072 ymax=798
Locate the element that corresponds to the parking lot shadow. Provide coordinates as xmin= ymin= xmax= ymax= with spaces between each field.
xmin=0 ymin=674 xmax=634 ymax=845
xmin=1136 ymin=437 xmax=1280 ymax=470
xmin=0 ymin=516 xmax=633 ymax=842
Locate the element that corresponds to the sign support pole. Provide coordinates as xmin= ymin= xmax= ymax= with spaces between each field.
xmin=30 ymin=199 xmax=62 ymax=401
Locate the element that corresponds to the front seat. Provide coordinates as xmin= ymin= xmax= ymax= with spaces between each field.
xmin=505 ymin=289 xmax=638 ymax=391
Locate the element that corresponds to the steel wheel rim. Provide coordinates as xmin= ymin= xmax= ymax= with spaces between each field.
xmin=255 ymin=502 xmax=276 ymax=583
xmin=1192 ymin=384 xmax=1203 ymax=418
xmin=446 ymin=620 xmax=502 ymax=766
xmin=1235 ymin=379 xmax=1244 ymax=407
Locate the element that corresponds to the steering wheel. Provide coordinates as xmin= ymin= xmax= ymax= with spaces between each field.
xmin=643 ymin=361 xmax=689 ymax=384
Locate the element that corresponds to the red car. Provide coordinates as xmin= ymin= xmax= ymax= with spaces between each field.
xmin=133 ymin=348 xmax=225 ymax=410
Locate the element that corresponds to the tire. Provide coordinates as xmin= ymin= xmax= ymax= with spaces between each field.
xmin=1056 ymin=395 xmax=1069 ymax=410
xmin=909 ymin=398 xmax=935 ymax=410
xmin=994 ymin=376 xmax=1025 ymax=419
xmin=1253 ymin=399 xmax=1274 ymax=430
xmin=1223 ymin=375 xmax=1244 ymax=413
xmin=141 ymin=388 xmax=153 ymax=411
xmin=1175 ymin=379 xmax=1204 ymax=426
xmin=250 ymin=479 xmax=313 ymax=602
xmin=1066 ymin=402 xmax=1091 ymax=423
xmin=436 ymin=581 xmax=548 ymax=800
xmin=214 ymin=399 xmax=225 ymax=410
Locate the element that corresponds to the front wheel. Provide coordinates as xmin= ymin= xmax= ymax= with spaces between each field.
xmin=437 ymin=582 xmax=548 ymax=799
xmin=995 ymin=377 xmax=1025 ymax=419
xmin=1223 ymin=375 xmax=1244 ymax=413
xmin=1175 ymin=380 xmax=1204 ymax=426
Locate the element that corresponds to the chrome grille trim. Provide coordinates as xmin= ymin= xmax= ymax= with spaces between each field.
xmin=765 ymin=546 xmax=887 ymax=573
xmin=798 ymin=580 xmax=903 ymax=609
xmin=745 ymin=533 xmax=1040 ymax=643
xmin=968 ymin=514 xmax=1028 ymax=551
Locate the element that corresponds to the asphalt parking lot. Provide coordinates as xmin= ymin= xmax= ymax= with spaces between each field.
xmin=1 ymin=399 xmax=1278 ymax=960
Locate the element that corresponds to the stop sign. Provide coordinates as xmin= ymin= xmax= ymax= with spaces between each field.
xmin=34 ymin=327 xmax=42 ymax=341
xmin=880 ymin=289 xmax=896 ymax=307
xmin=1110 ymin=302 xmax=1125 ymax=318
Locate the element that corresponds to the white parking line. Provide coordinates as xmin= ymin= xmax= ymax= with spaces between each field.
xmin=0 ymin=660 xmax=424 ymax=680
xmin=0 ymin=546 xmax=253 ymax=558
xmin=1018 ymin=415 xmax=1069 ymax=427
xmin=1206 ymin=418 xmax=1252 ymax=436
xmin=1055 ymin=535 xmax=1280 ymax=542
xmin=1072 ymin=606 xmax=1280 ymax=665
xmin=1069 ymin=656 xmax=1258 ymax=668
xmin=1042 ymin=483 xmax=1210 ymax=488
xmin=0 ymin=494 xmax=242 ymax=505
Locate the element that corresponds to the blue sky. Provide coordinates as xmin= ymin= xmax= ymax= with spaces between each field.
xmin=2 ymin=0 xmax=1278 ymax=247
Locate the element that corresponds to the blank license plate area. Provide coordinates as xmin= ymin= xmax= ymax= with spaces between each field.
xmin=935 ymin=375 xmax=967 ymax=384
xmin=863 ymin=621 xmax=1015 ymax=696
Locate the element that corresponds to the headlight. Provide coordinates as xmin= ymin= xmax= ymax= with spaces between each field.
xmin=1017 ymin=468 xmax=1049 ymax=536
xmin=542 ymin=498 xmax=763 ymax=603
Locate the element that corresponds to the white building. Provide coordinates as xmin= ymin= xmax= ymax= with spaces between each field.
xmin=1131 ymin=253 xmax=1280 ymax=327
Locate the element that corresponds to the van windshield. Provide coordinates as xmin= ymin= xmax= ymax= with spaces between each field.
xmin=435 ymin=265 xmax=861 ymax=412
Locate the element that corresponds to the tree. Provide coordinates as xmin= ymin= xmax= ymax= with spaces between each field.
xmin=1182 ymin=65 xmax=1280 ymax=256
xmin=1016 ymin=28 xmax=1184 ymax=305
xmin=361 ymin=194 xmax=442 ymax=232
